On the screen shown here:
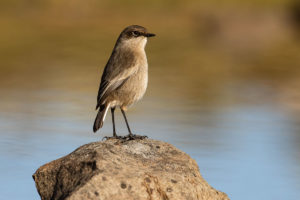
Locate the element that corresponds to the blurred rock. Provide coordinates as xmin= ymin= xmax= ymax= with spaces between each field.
xmin=32 ymin=138 xmax=229 ymax=200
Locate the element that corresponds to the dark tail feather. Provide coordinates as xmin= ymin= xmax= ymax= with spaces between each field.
xmin=93 ymin=104 xmax=109 ymax=133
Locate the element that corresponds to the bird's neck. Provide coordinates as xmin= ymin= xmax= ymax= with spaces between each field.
xmin=117 ymin=38 xmax=147 ymax=55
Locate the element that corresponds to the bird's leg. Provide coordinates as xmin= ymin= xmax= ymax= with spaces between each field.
xmin=121 ymin=108 xmax=133 ymax=136
xmin=102 ymin=107 xmax=119 ymax=140
xmin=111 ymin=107 xmax=117 ymax=137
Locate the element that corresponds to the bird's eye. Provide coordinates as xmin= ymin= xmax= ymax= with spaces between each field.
xmin=132 ymin=31 xmax=140 ymax=37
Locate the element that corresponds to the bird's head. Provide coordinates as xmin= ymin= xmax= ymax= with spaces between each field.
xmin=117 ymin=25 xmax=155 ymax=50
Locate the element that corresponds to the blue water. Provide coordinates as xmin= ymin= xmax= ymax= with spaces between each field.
xmin=1 ymin=88 xmax=300 ymax=200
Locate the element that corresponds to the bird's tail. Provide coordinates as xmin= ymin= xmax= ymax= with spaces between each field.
xmin=93 ymin=104 xmax=110 ymax=133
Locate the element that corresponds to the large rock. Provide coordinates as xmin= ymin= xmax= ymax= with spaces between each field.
xmin=33 ymin=138 xmax=229 ymax=200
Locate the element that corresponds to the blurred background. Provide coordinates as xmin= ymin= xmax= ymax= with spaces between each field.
xmin=1 ymin=0 xmax=300 ymax=199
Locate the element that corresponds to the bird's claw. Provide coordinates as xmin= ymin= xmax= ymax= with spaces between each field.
xmin=102 ymin=134 xmax=147 ymax=141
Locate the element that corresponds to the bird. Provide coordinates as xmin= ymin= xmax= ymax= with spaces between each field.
xmin=93 ymin=25 xmax=155 ymax=138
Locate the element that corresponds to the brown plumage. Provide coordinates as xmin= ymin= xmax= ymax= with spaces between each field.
xmin=93 ymin=25 xmax=155 ymax=136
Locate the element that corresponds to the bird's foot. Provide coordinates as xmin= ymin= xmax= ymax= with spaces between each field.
xmin=126 ymin=134 xmax=148 ymax=140
xmin=102 ymin=134 xmax=147 ymax=141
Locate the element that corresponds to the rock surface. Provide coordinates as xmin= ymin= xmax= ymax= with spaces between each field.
xmin=33 ymin=138 xmax=229 ymax=200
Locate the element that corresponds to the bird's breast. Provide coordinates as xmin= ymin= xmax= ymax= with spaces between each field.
xmin=116 ymin=53 xmax=148 ymax=106
xmin=128 ymin=54 xmax=148 ymax=96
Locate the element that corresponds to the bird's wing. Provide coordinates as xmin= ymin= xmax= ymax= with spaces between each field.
xmin=96 ymin=50 xmax=137 ymax=109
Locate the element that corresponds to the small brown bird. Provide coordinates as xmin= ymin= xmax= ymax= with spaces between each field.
xmin=93 ymin=25 xmax=155 ymax=137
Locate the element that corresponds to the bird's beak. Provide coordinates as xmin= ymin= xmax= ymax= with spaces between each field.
xmin=145 ymin=33 xmax=155 ymax=37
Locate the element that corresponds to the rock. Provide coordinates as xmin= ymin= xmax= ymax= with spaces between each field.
xmin=33 ymin=138 xmax=229 ymax=200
